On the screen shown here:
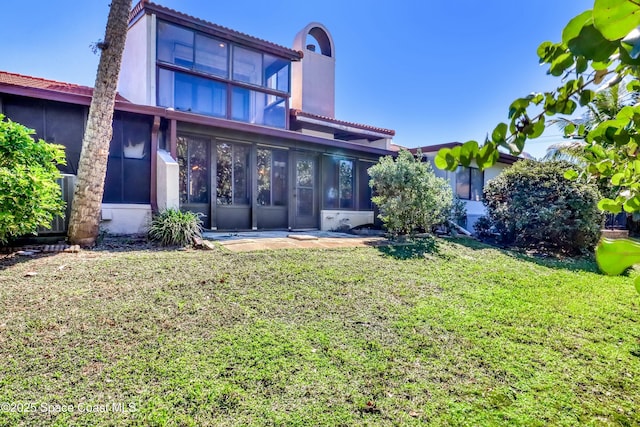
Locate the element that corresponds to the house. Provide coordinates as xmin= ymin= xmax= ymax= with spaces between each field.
xmin=411 ymin=143 xmax=520 ymax=231
xmin=0 ymin=0 xmax=395 ymax=234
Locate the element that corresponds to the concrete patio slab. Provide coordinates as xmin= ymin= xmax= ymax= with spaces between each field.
xmin=202 ymin=231 xmax=387 ymax=252
xmin=287 ymin=234 xmax=319 ymax=241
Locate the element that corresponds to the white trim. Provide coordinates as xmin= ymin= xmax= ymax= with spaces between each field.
xmin=295 ymin=115 xmax=391 ymax=140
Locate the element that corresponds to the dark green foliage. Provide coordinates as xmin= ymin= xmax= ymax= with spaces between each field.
xmin=0 ymin=115 xmax=66 ymax=244
xmin=148 ymin=208 xmax=203 ymax=247
xmin=450 ymin=195 xmax=467 ymax=227
xmin=473 ymin=215 xmax=495 ymax=240
xmin=368 ymin=150 xmax=453 ymax=236
xmin=482 ymin=160 xmax=602 ymax=254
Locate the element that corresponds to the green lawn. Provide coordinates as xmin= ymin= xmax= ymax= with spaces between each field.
xmin=0 ymin=238 xmax=638 ymax=426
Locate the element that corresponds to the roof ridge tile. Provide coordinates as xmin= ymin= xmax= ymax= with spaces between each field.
xmin=0 ymin=70 xmax=129 ymax=102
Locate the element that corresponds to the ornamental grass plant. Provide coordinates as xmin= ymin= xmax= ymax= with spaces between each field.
xmin=148 ymin=208 xmax=202 ymax=247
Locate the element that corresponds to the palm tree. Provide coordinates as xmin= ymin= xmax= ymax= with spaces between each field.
xmin=544 ymin=84 xmax=639 ymax=230
xmin=67 ymin=0 xmax=132 ymax=246
xmin=543 ymin=84 xmax=639 ymax=161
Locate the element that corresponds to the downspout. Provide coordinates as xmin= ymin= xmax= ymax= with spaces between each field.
xmin=150 ymin=115 xmax=160 ymax=212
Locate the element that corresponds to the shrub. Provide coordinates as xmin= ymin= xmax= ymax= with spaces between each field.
xmin=368 ymin=150 xmax=453 ymax=236
xmin=482 ymin=159 xmax=602 ymax=254
xmin=450 ymin=195 xmax=467 ymax=227
xmin=0 ymin=115 xmax=66 ymax=244
xmin=473 ymin=215 xmax=495 ymax=240
xmin=148 ymin=208 xmax=203 ymax=247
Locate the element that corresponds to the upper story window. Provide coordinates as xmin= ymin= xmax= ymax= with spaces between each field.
xmin=156 ymin=20 xmax=291 ymax=128
xmin=264 ymin=54 xmax=290 ymax=93
xmin=157 ymin=21 xmax=290 ymax=93
xmin=456 ymin=166 xmax=484 ymax=201
xmin=158 ymin=21 xmax=228 ymax=77
xmin=158 ymin=22 xmax=195 ymax=68
xmin=233 ymin=46 xmax=261 ymax=85
xmin=195 ymin=34 xmax=228 ymax=77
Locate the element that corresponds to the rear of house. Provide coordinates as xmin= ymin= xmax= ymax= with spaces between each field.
xmin=0 ymin=1 xmax=395 ymax=235
xmin=413 ymin=143 xmax=519 ymax=231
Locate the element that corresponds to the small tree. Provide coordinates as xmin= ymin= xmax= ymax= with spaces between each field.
xmin=481 ymin=159 xmax=602 ymax=254
xmin=368 ymin=150 xmax=453 ymax=236
xmin=0 ymin=115 xmax=66 ymax=244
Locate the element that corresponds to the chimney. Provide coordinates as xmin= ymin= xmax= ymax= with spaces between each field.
xmin=291 ymin=23 xmax=336 ymax=118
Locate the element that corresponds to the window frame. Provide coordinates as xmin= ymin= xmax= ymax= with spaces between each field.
xmin=216 ymin=141 xmax=251 ymax=206
xmin=104 ymin=112 xmax=152 ymax=204
xmin=456 ymin=166 xmax=484 ymax=201
xmin=256 ymin=147 xmax=288 ymax=207
xmin=322 ymin=155 xmax=356 ymax=210
xmin=156 ymin=20 xmax=291 ymax=128
xmin=177 ymin=135 xmax=210 ymax=205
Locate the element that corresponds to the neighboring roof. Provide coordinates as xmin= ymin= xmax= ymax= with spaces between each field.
xmin=290 ymin=109 xmax=395 ymax=140
xmin=410 ymin=142 xmax=521 ymax=165
xmin=130 ymin=1 xmax=302 ymax=61
xmin=0 ymin=70 xmax=394 ymax=157
xmin=389 ymin=143 xmax=407 ymax=152
xmin=0 ymin=71 xmax=129 ymax=102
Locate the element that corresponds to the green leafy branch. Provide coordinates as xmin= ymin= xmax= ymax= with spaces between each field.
xmin=434 ymin=0 xmax=640 ymax=289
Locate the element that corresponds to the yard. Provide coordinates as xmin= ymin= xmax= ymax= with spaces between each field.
xmin=0 ymin=238 xmax=638 ymax=426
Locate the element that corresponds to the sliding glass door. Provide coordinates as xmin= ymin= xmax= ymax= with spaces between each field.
xmin=177 ymin=135 xmax=210 ymax=227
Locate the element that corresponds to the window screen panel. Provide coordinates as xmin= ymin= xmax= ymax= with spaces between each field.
xmin=358 ymin=161 xmax=375 ymax=210
xmin=3 ymin=96 xmax=45 ymax=138
xmin=45 ymin=102 xmax=85 ymax=174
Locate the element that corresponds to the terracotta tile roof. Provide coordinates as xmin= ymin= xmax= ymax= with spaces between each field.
xmin=290 ymin=109 xmax=395 ymax=137
xmin=134 ymin=1 xmax=302 ymax=60
xmin=0 ymin=70 xmax=129 ymax=102
xmin=389 ymin=143 xmax=406 ymax=152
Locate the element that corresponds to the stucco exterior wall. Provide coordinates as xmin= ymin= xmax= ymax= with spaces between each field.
xmin=483 ymin=162 xmax=508 ymax=183
xmin=156 ymin=150 xmax=179 ymax=211
xmin=101 ymin=204 xmax=152 ymax=234
xmin=119 ymin=14 xmax=156 ymax=105
xmin=320 ymin=210 xmax=374 ymax=231
xmin=291 ymin=23 xmax=336 ymax=118
xmin=292 ymin=51 xmax=336 ymax=118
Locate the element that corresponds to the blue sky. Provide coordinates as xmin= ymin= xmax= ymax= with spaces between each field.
xmin=0 ymin=0 xmax=591 ymax=158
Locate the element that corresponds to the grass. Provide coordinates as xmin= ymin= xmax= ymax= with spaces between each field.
xmin=0 ymin=237 xmax=639 ymax=426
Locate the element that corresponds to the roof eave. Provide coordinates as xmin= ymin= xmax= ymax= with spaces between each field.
xmin=0 ymin=83 xmax=392 ymax=156
xmin=292 ymin=115 xmax=393 ymax=141
xmin=134 ymin=1 xmax=302 ymax=61
xmin=165 ymin=109 xmax=395 ymax=156
xmin=290 ymin=109 xmax=395 ymax=137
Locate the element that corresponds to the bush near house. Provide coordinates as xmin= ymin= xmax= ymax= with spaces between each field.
xmin=450 ymin=195 xmax=467 ymax=227
xmin=148 ymin=208 xmax=203 ymax=247
xmin=478 ymin=160 xmax=602 ymax=254
xmin=368 ymin=150 xmax=453 ymax=237
xmin=0 ymin=115 xmax=66 ymax=244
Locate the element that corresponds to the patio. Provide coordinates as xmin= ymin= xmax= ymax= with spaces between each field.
xmin=203 ymin=230 xmax=387 ymax=252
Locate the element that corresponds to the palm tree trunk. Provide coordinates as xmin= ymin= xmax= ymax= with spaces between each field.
xmin=68 ymin=0 xmax=132 ymax=246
